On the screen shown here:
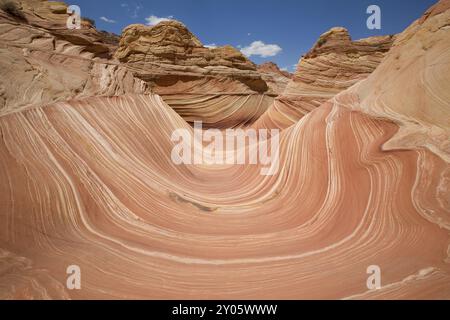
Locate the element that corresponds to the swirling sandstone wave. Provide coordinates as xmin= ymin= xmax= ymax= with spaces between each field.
xmin=115 ymin=21 xmax=279 ymax=128
xmin=347 ymin=0 xmax=450 ymax=163
xmin=0 ymin=3 xmax=284 ymax=128
xmin=0 ymin=92 xmax=449 ymax=299
xmin=0 ymin=0 xmax=449 ymax=300
xmin=0 ymin=0 xmax=149 ymax=116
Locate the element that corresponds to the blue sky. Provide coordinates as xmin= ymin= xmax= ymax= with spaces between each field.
xmin=71 ymin=0 xmax=437 ymax=72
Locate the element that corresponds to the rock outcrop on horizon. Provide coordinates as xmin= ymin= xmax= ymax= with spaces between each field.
xmin=115 ymin=21 xmax=277 ymax=128
xmin=347 ymin=0 xmax=450 ymax=163
xmin=254 ymin=27 xmax=395 ymax=129
xmin=258 ymin=61 xmax=292 ymax=78
xmin=115 ymin=21 xmax=268 ymax=93
xmin=257 ymin=62 xmax=292 ymax=94
xmin=0 ymin=0 xmax=449 ymax=300
xmin=0 ymin=0 xmax=149 ymax=115
xmin=0 ymin=1 xmax=276 ymax=126
xmin=6 ymin=0 xmax=117 ymax=56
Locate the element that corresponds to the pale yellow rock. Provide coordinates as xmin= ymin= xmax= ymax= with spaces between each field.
xmin=115 ymin=21 xmax=277 ymax=127
xmin=347 ymin=0 xmax=450 ymax=162
xmin=253 ymin=27 xmax=395 ymax=129
xmin=0 ymin=0 xmax=449 ymax=301
xmin=0 ymin=0 xmax=148 ymax=115
xmin=115 ymin=21 xmax=268 ymax=93
xmin=257 ymin=62 xmax=292 ymax=95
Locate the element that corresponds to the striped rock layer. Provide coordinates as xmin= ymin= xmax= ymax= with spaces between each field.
xmin=0 ymin=0 xmax=149 ymax=116
xmin=253 ymin=27 xmax=395 ymax=130
xmin=115 ymin=21 xmax=280 ymax=128
xmin=0 ymin=0 xmax=449 ymax=300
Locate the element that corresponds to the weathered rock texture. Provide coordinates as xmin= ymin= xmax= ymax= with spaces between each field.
xmin=115 ymin=21 xmax=276 ymax=128
xmin=254 ymin=27 xmax=395 ymax=129
xmin=0 ymin=0 xmax=148 ymax=115
xmin=258 ymin=61 xmax=292 ymax=78
xmin=115 ymin=21 xmax=268 ymax=93
xmin=347 ymin=0 xmax=450 ymax=163
xmin=257 ymin=62 xmax=292 ymax=94
xmin=0 ymin=3 xmax=283 ymax=127
xmin=4 ymin=0 xmax=118 ymax=56
xmin=0 ymin=0 xmax=449 ymax=300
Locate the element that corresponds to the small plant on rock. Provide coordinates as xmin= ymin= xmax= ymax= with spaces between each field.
xmin=317 ymin=38 xmax=327 ymax=47
xmin=82 ymin=16 xmax=96 ymax=27
xmin=0 ymin=0 xmax=26 ymax=21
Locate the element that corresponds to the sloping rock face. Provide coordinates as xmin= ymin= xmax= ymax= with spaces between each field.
xmin=0 ymin=0 xmax=280 ymax=126
xmin=347 ymin=0 xmax=450 ymax=163
xmin=257 ymin=62 xmax=292 ymax=94
xmin=291 ymin=27 xmax=394 ymax=92
xmin=0 ymin=0 xmax=149 ymax=115
xmin=6 ymin=0 xmax=116 ymax=57
xmin=0 ymin=0 xmax=449 ymax=300
xmin=254 ymin=27 xmax=395 ymax=129
xmin=115 ymin=21 xmax=268 ymax=93
xmin=258 ymin=61 xmax=292 ymax=78
xmin=115 ymin=21 xmax=274 ymax=128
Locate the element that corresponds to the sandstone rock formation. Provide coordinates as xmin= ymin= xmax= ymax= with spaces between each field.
xmin=258 ymin=61 xmax=292 ymax=78
xmin=4 ymin=0 xmax=117 ymax=57
xmin=346 ymin=1 xmax=450 ymax=164
xmin=0 ymin=0 xmax=449 ymax=300
xmin=115 ymin=21 xmax=268 ymax=93
xmin=115 ymin=21 xmax=276 ymax=128
xmin=0 ymin=0 xmax=149 ymax=115
xmin=0 ymin=2 xmax=280 ymax=127
xmin=257 ymin=62 xmax=292 ymax=94
xmin=254 ymin=27 xmax=395 ymax=129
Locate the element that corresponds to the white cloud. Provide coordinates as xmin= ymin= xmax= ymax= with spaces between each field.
xmin=240 ymin=41 xmax=282 ymax=58
xmin=247 ymin=33 xmax=251 ymax=36
xmin=100 ymin=16 xmax=116 ymax=23
xmin=145 ymin=15 xmax=174 ymax=26
xmin=204 ymin=43 xmax=217 ymax=49
xmin=121 ymin=3 xmax=143 ymax=18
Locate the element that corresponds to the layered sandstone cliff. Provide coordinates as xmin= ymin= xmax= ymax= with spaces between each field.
xmin=347 ymin=0 xmax=450 ymax=163
xmin=257 ymin=62 xmax=292 ymax=94
xmin=0 ymin=0 xmax=148 ymax=115
xmin=0 ymin=0 xmax=449 ymax=300
xmin=4 ymin=0 xmax=116 ymax=56
xmin=254 ymin=27 xmax=395 ymax=129
xmin=115 ymin=21 xmax=268 ymax=93
xmin=115 ymin=21 xmax=276 ymax=128
xmin=0 ymin=2 xmax=283 ymax=127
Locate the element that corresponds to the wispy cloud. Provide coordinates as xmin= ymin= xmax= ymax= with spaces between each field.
xmin=204 ymin=43 xmax=217 ymax=49
xmin=145 ymin=15 xmax=174 ymax=26
xmin=282 ymin=64 xmax=298 ymax=73
xmin=100 ymin=16 xmax=116 ymax=23
xmin=240 ymin=41 xmax=282 ymax=58
xmin=121 ymin=2 xmax=143 ymax=19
